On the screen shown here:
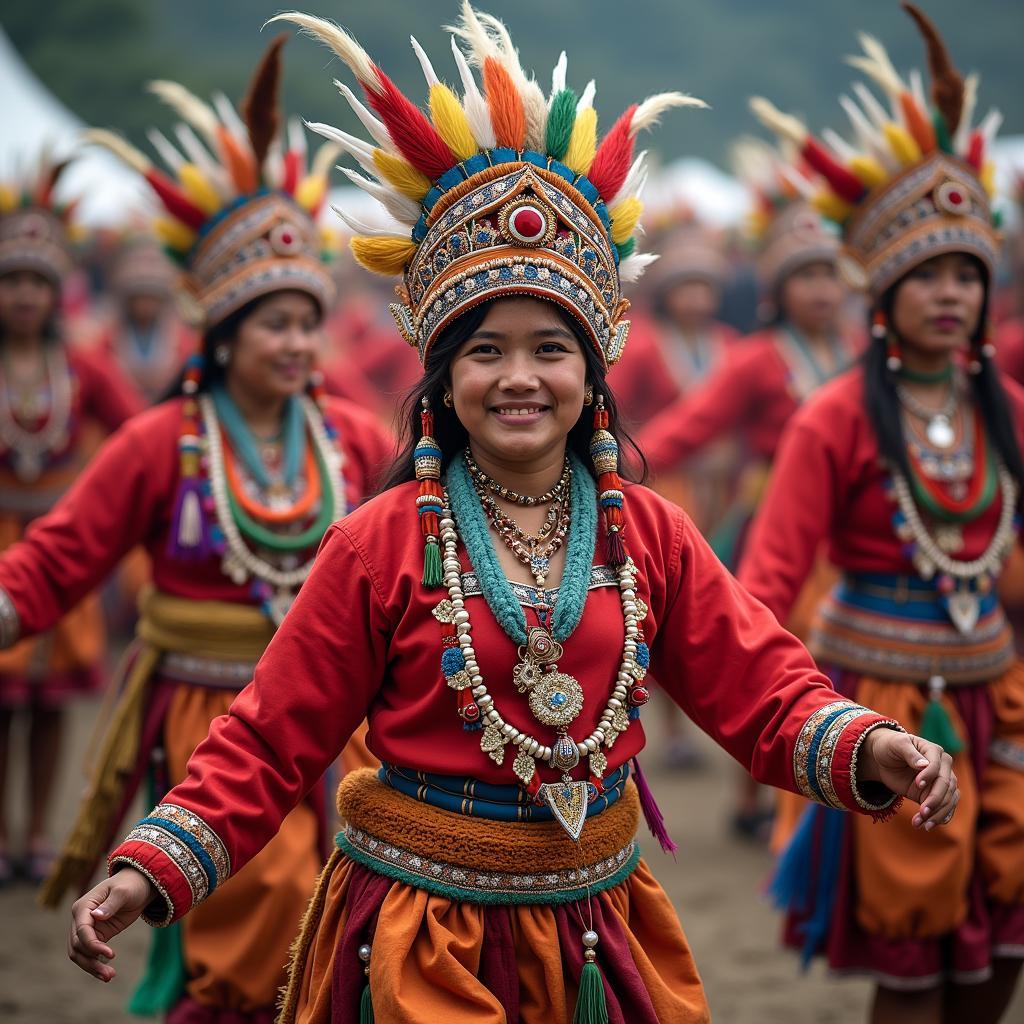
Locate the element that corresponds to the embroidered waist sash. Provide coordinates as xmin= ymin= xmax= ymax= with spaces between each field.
xmin=335 ymin=767 xmax=640 ymax=905
xmin=39 ymin=587 xmax=274 ymax=907
xmin=810 ymin=571 xmax=1015 ymax=685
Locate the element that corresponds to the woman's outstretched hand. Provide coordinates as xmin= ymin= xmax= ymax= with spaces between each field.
xmin=858 ymin=729 xmax=958 ymax=830
xmin=68 ymin=867 xmax=156 ymax=981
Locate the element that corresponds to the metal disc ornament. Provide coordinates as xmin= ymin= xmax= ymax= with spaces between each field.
xmin=926 ymin=415 xmax=955 ymax=449
xmin=528 ymin=672 xmax=584 ymax=728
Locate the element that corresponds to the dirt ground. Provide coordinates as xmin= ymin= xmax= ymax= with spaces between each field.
xmin=1 ymin=693 xmax=1021 ymax=1023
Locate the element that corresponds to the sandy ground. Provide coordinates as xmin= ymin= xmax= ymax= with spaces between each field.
xmin=1 ymin=693 xmax=1021 ymax=1023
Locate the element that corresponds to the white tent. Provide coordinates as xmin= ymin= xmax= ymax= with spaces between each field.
xmin=0 ymin=25 xmax=146 ymax=224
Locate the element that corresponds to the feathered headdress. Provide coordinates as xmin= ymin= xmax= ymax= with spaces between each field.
xmin=0 ymin=149 xmax=77 ymax=285
xmin=731 ymin=135 xmax=838 ymax=294
xmin=750 ymin=3 xmax=999 ymax=297
xmin=86 ymin=35 xmax=337 ymax=329
xmin=269 ymin=2 xmax=704 ymax=367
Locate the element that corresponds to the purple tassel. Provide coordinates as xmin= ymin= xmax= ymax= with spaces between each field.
xmin=631 ymin=756 xmax=678 ymax=856
xmin=606 ymin=528 xmax=628 ymax=568
xmin=166 ymin=477 xmax=213 ymax=560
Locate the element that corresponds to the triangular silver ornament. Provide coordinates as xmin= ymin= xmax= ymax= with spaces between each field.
xmin=538 ymin=780 xmax=589 ymax=841
xmin=944 ymin=590 xmax=980 ymax=635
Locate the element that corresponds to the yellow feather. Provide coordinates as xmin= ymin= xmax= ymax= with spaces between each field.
xmin=981 ymin=160 xmax=996 ymax=198
xmin=429 ymin=84 xmax=478 ymax=162
xmin=154 ymin=216 xmax=197 ymax=252
xmin=848 ymin=155 xmax=888 ymax=190
xmin=177 ymin=164 xmax=220 ymax=215
xmin=372 ymin=150 xmax=431 ymax=202
xmin=295 ymin=175 xmax=326 ymax=212
xmin=0 ymin=184 xmax=17 ymax=213
xmin=883 ymin=122 xmax=921 ymax=167
xmin=609 ymin=197 xmax=642 ymax=245
xmin=564 ymin=107 xmax=597 ymax=176
xmin=350 ymin=235 xmax=418 ymax=275
xmin=812 ymin=190 xmax=854 ymax=224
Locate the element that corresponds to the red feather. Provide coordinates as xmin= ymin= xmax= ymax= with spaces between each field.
xmin=588 ymin=105 xmax=637 ymax=199
xmin=366 ymin=66 xmax=455 ymax=181
xmin=801 ymin=138 xmax=866 ymax=204
xmin=966 ymin=129 xmax=984 ymax=171
xmin=144 ymin=169 xmax=207 ymax=229
xmin=282 ymin=150 xmax=303 ymax=195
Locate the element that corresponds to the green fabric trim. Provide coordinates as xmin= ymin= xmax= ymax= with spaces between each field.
xmin=905 ymin=436 xmax=997 ymax=524
xmin=336 ymin=832 xmax=640 ymax=906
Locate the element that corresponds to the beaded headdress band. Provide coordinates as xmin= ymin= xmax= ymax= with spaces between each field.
xmin=731 ymin=136 xmax=838 ymax=295
xmin=750 ymin=3 xmax=999 ymax=301
xmin=270 ymin=2 xmax=704 ymax=369
xmin=0 ymin=155 xmax=76 ymax=287
xmin=87 ymin=36 xmax=337 ymax=333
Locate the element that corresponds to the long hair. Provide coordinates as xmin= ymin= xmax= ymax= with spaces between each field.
xmin=378 ymin=299 xmax=647 ymax=492
xmin=863 ymin=262 xmax=1024 ymax=493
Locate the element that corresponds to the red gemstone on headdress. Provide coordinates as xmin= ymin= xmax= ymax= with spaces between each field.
xmin=508 ymin=205 xmax=547 ymax=243
xmin=948 ymin=191 xmax=963 ymax=205
xmin=281 ymin=231 xmax=294 ymax=244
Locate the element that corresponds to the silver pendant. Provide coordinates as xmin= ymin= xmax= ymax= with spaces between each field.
xmin=528 ymin=671 xmax=584 ymax=728
xmin=14 ymin=451 xmax=43 ymax=481
xmin=944 ymin=589 xmax=980 ymax=635
xmin=926 ymin=415 xmax=955 ymax=449
xmin=538 ymin=779 xmax=589 ymax=841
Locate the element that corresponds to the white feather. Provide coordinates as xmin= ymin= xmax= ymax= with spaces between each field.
xmin=822 ymin=128 xmax=856 ymax=163
xmin=306 ymin=121 xmax=379 ymax=178
xmin=852 ymin=82 xmax=890 ymax=131
xmin=212 ymin=92 xmax=248 ymax=143
xmin=608 ymin=151 xmax=647 ymax=209
xmin=779 ymin=164 xmax=815 ymax=200
xmin=266 ymin=12 xmax=377 ymax=90
xmin=839 ymin=94 xmax=896 ymax=171
xmin=550 ymin=52 xmax=567 ymax=100
xmin=410 ymin=36 xmax=440 ymax=88
xmin=332 ymin=205 xmax=408 ymax=237
xmin=264 ymin=135 xmax=284 ymax=189
xmin=577 ymin=81 xmax=596 ymax=113
xmin=521 ymin=79 xmax=548 ymax=152
xmin=312 ymin=141 xmax=343 ymax=180
xmin=954 ymin=73 xmax=979 ymax=153
xmin=979 ymin=108 xmax=1003 ymax=148
xmin=448 ymin=0 xmax=498 ymax=67
xmin=619 ymin=252 xmax=658 ymax=283
xmin=173 ymin=124 xmax=233 ymax=197
xmin=147 ymin=128 xmax=184 ymax=172
xmin=288 ymin=117 xmax=307 ymax=159
xmin=450 ymin=38 xmax=495 ymax=149
xmin=630 ymin=93 xmax=706 ymax=136
xmin=148 ymin=81 xmax=220 ymax=149
xmin=339 ymin=167 xmax=420 ymax=225
xmin=909 ymin=70 xmax=928 ymax=116
xmin=333 ymin=81 xmax=395 ymax=153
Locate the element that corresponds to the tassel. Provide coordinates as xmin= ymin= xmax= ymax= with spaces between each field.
xmin=573 ymin=931 xmax=609 ymax=1024
xmin=590 ymin=396 xmax=629 ymax=568
xmin=631 ymin=756 xmax=678 ymax=855
xmin=414 ymin=398 xmax=445 ymax=588
xmin=919 ymin=676 xmax=964 ymax=754
xmin=358 ymin=943 xmax=374 ymax=1023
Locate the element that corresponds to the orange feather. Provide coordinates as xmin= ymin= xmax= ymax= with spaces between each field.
xmin=217 ymin=125 xmax=258 ymax=193
xmin=483 ymin=58 xmax=525 ymax=149
xmin=899 ymin=92 xmax=936 ymax=153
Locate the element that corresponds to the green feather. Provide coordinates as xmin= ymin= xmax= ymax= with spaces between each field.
xmin=616 ymin=237 xmax=636 ymax=260
xmin=932 ymin=110 xmax=954 ymax=154
xmin=919 ymin=696 xmax=964 ymax=755
xmin=546 ymin=90 xmax=577 ymax=161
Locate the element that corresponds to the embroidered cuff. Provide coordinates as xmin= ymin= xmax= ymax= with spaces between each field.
xmin=794 ymin=701 xmax=902 ymax=818
xmin=108 ymin=803 xmax=230 ymax=926
xmin=0 ymin=587 xmax=20 ymax=648
xmin=990 ymin=738 xmax=1024 ymax=773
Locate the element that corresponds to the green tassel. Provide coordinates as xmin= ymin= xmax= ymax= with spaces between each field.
xmin=422 ymin=537 xmax=443 ymax=588
xmin=572 ymin=959 xmax=609 ymax=1024
xmin=546 ymin=90 xmax=577 ymax=161
xmin=919 ymin=696 xmax=964 ymax=755
xmin=616 ymin=237 xmax=635 ymax=260
xmin=359 ymin=981 xmax=374 ymax=1024
xmin=932 ymin=110 xmax=954 ymax=154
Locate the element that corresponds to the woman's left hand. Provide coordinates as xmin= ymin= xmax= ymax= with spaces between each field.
xmin=857 ymin=729 xmax=958 ymax=830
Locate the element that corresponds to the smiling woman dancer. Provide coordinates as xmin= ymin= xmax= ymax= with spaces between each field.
xmin=62 ymin=8 xmax=957 ymax=1023
xmin=0 ymin=39 xmax=390 ymax=1024
xmin=741 ymin=6 xmax=1024 ymax=1023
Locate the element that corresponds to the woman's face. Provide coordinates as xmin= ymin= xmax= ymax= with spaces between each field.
xmin=0 ymin=270 xmax=58 ymax=340
xmin=225 ymin=291 xmax=323 ymax=402
xmin=779 ymin=261 xmax=843 ymax=335
xmin=890 ymin=253 xmax=985 ymax=357
xmin=449 ymin=297 xmax=588 ymax=469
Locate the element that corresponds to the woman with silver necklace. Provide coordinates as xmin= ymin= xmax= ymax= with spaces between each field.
xmin=0 ymin=42 xmax=391 ymax=1024
xmin=62 ymin=10 xmax=956 ymax=1023
xmin=744 ymin=7 xmax=1024 ymax=1021
xmin=0 ymin=155 xmax=142 ymax=888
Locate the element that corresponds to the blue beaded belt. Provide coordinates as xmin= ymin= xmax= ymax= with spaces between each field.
xmin=379 ymin=761 xmax=630 ymax=822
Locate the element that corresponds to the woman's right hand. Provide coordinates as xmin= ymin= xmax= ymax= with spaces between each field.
xmin=68 ymin=867 xmax=157 ymax=981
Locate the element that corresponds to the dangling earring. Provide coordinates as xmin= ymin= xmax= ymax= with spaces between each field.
xmin=969 ymin=322 xmax=995 ymax=375
xmin=214 ymin=344 xmax=231 ymax=367
xmin=414 ymin=397 xmax=444 ymax=587
xmin=874 ymin=311 xmax=901 ymax=373
xmin=583 ymin=386 xmax=594 ymax=407
xmin=590 ymin=394 xmax=628 ymax=567
xmin=442 ymin=390 xmax=454 ymax=408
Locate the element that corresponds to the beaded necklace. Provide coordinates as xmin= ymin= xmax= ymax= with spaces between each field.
xmin=0 ymin=344 xmax=73 ymax=481
xmin=439 ymin=452 xmax=650 ymax=841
